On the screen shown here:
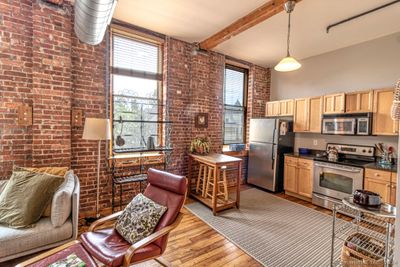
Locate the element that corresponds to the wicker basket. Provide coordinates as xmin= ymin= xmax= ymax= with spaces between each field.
xmin=341 ymin=233 xmax=384 ymax=267
xmin=391 ymin=79 xmax=400 ymax=120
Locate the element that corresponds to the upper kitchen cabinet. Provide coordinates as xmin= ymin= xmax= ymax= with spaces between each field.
xmin=294 ymin=97 xmax=322 ymax=133
xmin=294 ymin=98 xmax=309 ymax=132
xmin=266 ymin=100 xmax=294 ymax=117
xmin=345 ymin=90 xmax=373 ymax=113
xmin=323 ymin=93 xmax=345 ymax=114
xmin=373 ymin=89 xmax=398 ymax=135
xmin=266 ymin=101 xmax=280 ymax=116
xmin=279 ymin=99 xmax=294 ymax=116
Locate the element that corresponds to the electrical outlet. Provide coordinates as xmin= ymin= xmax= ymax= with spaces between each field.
xmin=313 ymin=139 xmax=318 ymax=146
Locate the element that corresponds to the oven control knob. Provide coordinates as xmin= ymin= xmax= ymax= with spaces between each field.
xmin=362 ymin=149 xmax=366 ymax=153
xmin=368 ymin=149 xmax=372 ymax=153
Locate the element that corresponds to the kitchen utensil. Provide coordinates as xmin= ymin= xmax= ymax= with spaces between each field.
xmin=353 ymin=189 xmax=381 ymax=207
xmin=298 ymin=148 xmax=310 ymax=155
xmin=146 ymin=136 xmax=155 ymax=150
xmin=115 ymin=116 xmax=125 ymax=147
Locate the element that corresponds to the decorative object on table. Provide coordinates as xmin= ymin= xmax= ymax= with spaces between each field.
xmin=195 ymin=113 xmax=208 ymax=128
xmin=327 ymin=145 xmax=338 ymax=161
xmin=390 ymin=79 xmax=400 ymax=120
xmin=274 ymin=0 xmax=301 ymax=72
xmin=48 ymin=253 xmax=85 ymax=267
xmin=353 ymin=189 xmax=381 ymax=207
xmin=375 ymin=143 xmax=392 ymax=167
xmin=115 ymin=116 xmax=125 ymax=147
xmin=82 ymin=118 xmax=111 ymax=221
xmin=190 ymin=136 xmax=211 ymax=155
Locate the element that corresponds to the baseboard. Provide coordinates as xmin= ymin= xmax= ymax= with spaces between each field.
xmin=285 ymin=191 xmax=312 ymax=202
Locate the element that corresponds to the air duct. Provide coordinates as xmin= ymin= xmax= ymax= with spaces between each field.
xmin=74 ymin=0 xmax=117 ymax=45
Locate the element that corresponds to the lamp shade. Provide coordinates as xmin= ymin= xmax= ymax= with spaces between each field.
xmin=274 ymin=56 xmax=302 ymax=72
xmin=82 ymin=118 xmax=111 ymax=140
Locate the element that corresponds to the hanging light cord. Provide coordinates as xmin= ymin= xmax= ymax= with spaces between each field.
xmin=286 ymin=11 xmax=291 ymax=57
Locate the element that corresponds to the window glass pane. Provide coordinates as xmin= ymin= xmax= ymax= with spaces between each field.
xmin=224 ymin=107 xmax=244 ymax=144
xmin=113 ymin=75 xmax=158 ymax=99
xmin=113 ymin=35 xmax=159 ymax=74
xmin=113 ymin=122 xmax=158 ymax=151
xmin=224 ymin=68 xmax=244 ymax=106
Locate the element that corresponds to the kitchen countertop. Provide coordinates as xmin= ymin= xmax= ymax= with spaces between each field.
xmin=284 ymin=153 xmax=318 ymax=160
xmin=364 ymin=162 xmax=397 ymax=173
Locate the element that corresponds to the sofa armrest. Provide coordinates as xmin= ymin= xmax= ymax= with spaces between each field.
xmin=0 ymin=180 xmax=8 ymax=194
xmin=71 ymin=175 xmax=80 ymax=240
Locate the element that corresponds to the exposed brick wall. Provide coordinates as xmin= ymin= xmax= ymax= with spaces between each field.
xmin=0 ymin=1 xmax=271 ymax=216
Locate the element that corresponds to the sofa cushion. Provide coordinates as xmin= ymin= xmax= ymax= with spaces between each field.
xmin=0 ymin=217 xmax=72 ymax=258
xmin=0 ymin=168 xmax=65 ymax=228
xmin=48 ymin=170 xmax=75 ymax=227
xmin=25 ymin=167 xmax=69 ymax=177
xmin=115 ymin=193 xmax=167 ymax=244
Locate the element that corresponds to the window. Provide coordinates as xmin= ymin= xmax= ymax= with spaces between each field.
xmin=223 ymin=65 xmax=247 ymax=144
xmin=111 ymin=32 xmax=163 ymax=152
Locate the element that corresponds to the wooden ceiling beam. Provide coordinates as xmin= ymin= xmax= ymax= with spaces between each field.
xmin=199 ymin=0 xmax=301 ymax=50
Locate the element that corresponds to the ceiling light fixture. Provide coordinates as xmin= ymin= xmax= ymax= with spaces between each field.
xmin=274 ymin=0 xmax=301 ymax=72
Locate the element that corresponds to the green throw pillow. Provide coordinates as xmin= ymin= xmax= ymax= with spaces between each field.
xmin=0 ymin=168 xmax=65 ymax=228
xmin=115 ymin=193 xmax=167 ymax=244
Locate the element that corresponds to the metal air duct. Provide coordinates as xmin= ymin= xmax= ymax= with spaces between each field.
xmin=74 ymin=0 xmax=117 ymax=45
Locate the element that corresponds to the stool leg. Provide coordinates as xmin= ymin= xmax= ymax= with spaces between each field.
xmin=202 ymin=166 xmax=207 ymax=198
xmin=223 ymin=169 xmax=228 ymax=201
xmin=205 ymin=167 xmax=213 ymax=199
xmin=196 ymin=165 xmax=203 ymax=194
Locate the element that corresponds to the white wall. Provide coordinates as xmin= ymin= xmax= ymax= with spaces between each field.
xmin=271 ymin=32 xmax=400 ymax=100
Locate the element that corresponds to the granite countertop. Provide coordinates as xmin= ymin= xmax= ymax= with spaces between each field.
xmin=364 ymin=162 xmax=397 ymax=173
xmin=284 ymin=153 xmax=318 ymax=160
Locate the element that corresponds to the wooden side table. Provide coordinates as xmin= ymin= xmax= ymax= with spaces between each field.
xmin=188 ymin=153 xmax=242 ymax=215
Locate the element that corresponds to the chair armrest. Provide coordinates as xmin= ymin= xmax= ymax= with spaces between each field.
xmin=88 ymin=211 xmax=123 ymax=232
xmin=123 ymin=212 xmax=184 ymax=266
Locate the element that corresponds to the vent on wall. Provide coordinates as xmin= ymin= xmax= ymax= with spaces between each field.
xmin=74 ymin=0 xmax=117 ymax=45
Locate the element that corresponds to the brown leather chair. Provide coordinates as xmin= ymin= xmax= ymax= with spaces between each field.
xmin=80 ymin=168 xmax=187 ymax=267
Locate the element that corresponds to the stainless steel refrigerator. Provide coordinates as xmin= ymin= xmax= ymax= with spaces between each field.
xmin=248 ymin=118 xmax=294 ymax=192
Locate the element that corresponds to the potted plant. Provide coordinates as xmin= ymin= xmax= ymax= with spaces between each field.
xmin=190 ymin=136 xmax=211 ymax=155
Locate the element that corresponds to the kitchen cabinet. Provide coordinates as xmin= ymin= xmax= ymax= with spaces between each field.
xmin=323 ymin=93 xmax=345 ymax=114
xmin=345 ymin=90 xmax=373 ymax=113
xmin=279 ymin=99 xmax=294 ymax=116
xmin=308 ymin=97 xmax=322 ymax=133
xmin=284 ymin=156 xmax=313 ymax=199
xmin=294 ymin=98 xmax=308 ymax=132
xmin=266 ymin=101 xmax=280 ymax=116
xmin=364 ymin=168 xmax=396 ymax=206
xmin=373 ymin=89 xmax=398 ymax=135
xmin=266 ymin=100 xmax=293 ymax=117
xmin=294 ymin=97 xmax=322 ymax=133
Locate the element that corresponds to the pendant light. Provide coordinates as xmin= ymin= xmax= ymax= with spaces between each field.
xmin=274 ymin=0 xmax=301 ymax=72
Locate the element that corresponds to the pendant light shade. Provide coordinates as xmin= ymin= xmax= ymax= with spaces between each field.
xmin=274 ymin=56 xmax=301 ymax=72
xmin=275 ymin=0 xmax=301 ymax=72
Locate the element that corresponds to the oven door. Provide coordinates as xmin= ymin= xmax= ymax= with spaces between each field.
xmin=322 ymin=118 xmax=356 ymax=135
xmin=313 ymin=162 xmax=363 ymax=200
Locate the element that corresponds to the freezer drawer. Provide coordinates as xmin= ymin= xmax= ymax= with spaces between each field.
xmin=248 ymin=142 xmax=277 ymax=191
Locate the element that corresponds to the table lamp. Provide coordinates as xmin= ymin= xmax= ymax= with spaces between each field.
xmin=82 ymin=118 xmax=111 ymax=220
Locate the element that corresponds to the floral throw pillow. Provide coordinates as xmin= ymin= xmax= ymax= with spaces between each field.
xmin=115 ymin=193 xmax=167 ymax=244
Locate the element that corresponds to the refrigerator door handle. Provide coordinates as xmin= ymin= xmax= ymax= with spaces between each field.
xmin=271 ymin=146 xmax=275 ymax=170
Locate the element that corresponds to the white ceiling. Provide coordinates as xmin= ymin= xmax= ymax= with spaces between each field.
xmin=113 ymin=0 xmax=400 ymax=67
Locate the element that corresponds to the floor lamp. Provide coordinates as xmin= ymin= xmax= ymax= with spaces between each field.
xmin=82 ymin=118 xmax=110 ymax=221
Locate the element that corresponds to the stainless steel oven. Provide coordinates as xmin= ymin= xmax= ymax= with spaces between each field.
xmin=322 ymin=113 xmax=372 ymax=135
xmin=312 ymin=161 xmax=364 ymax=209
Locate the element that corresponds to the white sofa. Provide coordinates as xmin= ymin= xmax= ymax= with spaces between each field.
xmin=0 ymin=174 xmax=80 ymax=262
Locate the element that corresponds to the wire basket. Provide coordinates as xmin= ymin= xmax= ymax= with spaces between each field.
xmin=391 ymin=79 xmax=400 ymax=120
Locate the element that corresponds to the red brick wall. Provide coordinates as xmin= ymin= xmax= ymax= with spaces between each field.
xmin=0 ymin=1 xmax=271 ymax=216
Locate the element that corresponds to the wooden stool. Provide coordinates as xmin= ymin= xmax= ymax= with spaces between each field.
xmin=205 ymin=166 xmax=229 ymax=201
xmin=195 ymin=164 xmax=208 ymax=197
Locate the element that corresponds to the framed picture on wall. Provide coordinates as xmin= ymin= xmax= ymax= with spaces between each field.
xmin=195 ymin=113 xmax=208 ymax=128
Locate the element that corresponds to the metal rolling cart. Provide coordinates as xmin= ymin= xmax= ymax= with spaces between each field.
xmin=330 ymin=197 xmax=396 ymax=267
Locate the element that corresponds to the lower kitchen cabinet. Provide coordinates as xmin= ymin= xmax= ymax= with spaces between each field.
xmin=364 ymin=168 xmax=397 ymax=206
xmin=284 ymin=156 xmax=313 ymax=199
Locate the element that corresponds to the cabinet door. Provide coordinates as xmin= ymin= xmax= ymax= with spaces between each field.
xmin=309 ymin=97 xmax=322 ymax=133
xmin=284 ymin=161 xmax=298 ymax=193
xmin=390 ymin=172 xmax=397 ymax=206
xmin=364 ymin=177 xmax=391 ymax=204
xmin=346 ymin=91 xmax=373 ymax=113
xmin=297 ymin=159 xmax=313 ymax=198
xmin=373 ymin=89 xmax=397 ymax=135
xmin=294 ymin=98 xmax=309 ymax=132
xmin=280 ymin=100 xmax=294 ymax=116
xmin=323 ymin=93 xmax=345 ymax=114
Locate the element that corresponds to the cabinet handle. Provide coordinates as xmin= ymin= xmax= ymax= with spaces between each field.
xmin=374 ymin=173 xmax=380 ymax=177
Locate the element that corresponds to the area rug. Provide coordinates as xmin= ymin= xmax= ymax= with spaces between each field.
xmin=185 ymin=188 xmax=343 ymax=267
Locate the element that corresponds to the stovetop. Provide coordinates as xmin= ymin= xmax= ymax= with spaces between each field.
xmin=313 ymin=156 xmax=374 ymax=168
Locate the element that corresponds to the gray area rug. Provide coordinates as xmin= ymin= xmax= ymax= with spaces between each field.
xmin=185 ymin=188 xmax=343 ymax=267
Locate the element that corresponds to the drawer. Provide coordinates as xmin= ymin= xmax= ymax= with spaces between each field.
xmin=298 ymin=158 xmax=313 ymax=169
xmin=392 ymin=172 xmax=397 ymax=184
xmin=285 ymin=156 xmax=298 ymax=165
xmin=365 ymin=168 xmax=391 ymax=182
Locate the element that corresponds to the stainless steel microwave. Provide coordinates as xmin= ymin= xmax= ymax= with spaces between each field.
xmin=322 ymin=113 xmax=372 ymax=135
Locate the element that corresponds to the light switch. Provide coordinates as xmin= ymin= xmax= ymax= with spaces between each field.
xmin=18 ymin=105 xmax=32 ymax=126
xmin=71 ymin=109 xmax=83 ymax=127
